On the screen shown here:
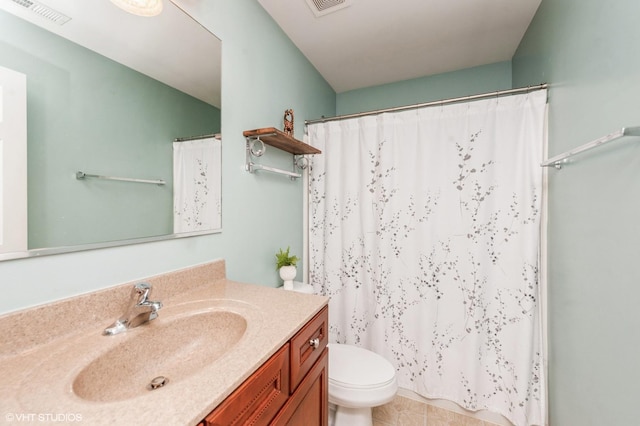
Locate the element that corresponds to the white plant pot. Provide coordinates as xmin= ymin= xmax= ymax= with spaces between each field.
xmin=279 ymin=265 xmax=297 ymax=290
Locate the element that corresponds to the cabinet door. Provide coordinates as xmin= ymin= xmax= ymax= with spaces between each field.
xmin=290 ymin=306 xmax=328 ymax=392
xmin=272 ymin=347 xmax=328 ymax=426
xmin=204 ymin=344 xmax=290 ymax=426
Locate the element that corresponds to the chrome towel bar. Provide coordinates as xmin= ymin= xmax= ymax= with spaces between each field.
xmin=541 ymin=126 xmax=640 ymax=169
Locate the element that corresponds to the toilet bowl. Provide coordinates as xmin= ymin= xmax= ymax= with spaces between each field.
xmin=284 ymin=282 xmax=398 ymax=426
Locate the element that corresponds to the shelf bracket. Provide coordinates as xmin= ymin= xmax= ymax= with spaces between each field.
xmin=245 ymin=137 xmax=303 ymax=180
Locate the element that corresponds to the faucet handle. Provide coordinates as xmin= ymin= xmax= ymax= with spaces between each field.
xmin=132 ymin=282 xmax=152 ymax=301
xmin=134 ymin=282 xmax=152 ymax=292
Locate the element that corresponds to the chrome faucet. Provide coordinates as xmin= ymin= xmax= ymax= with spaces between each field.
xmin=103 ymin=282 xmax=163 ymax=336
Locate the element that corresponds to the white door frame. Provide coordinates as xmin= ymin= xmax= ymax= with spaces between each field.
xmin=0 ymin=65 xmax=28 ymax=254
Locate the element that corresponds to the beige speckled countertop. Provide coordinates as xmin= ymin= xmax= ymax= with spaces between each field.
xmin=0 ymin=259 xmax=328 ymax=425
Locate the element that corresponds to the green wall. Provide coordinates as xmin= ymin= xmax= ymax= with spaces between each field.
xmin=0 ymin=0 xmax=335 ymax=314
xmin=3 ymin=1 xmax=637 ymax=423
xmin=513 ymin=1 xmax=640 ymax=424
xmin=0 ymin=10 xmax=220 ymax=249
xmin=336 ymin=61 xmax=512 ymax=115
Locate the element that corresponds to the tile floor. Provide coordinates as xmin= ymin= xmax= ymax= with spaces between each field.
xmin=372 ymin=395 xmax=500 ymax=426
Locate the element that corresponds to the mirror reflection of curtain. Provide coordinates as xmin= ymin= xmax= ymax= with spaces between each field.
xmin=172 ymin=137 xmax=221 ymax=233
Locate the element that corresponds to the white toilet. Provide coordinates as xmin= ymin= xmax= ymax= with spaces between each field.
xmin=285 ymin=282 xmax=398 ymax=426
xmin=328 ymin=342 xmax=398 ymax=426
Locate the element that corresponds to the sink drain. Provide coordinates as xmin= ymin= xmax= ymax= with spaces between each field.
xmin=148 ymin=376 xmax=169 ymax=390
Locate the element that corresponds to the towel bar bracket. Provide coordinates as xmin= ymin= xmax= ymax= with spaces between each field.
xmin=245 ymin=137 xmax=306 ymax=180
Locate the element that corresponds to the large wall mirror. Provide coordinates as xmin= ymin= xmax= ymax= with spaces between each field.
xmin=0 ymin=0 xmax=222 ymax=261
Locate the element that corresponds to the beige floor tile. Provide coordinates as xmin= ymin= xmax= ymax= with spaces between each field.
xmin=394 ymin=395 xmax=428 ymax=416
xmin=372 ymin=395 xmax=501 ymax=426
xmin=426 ymin=404 xmax=485 ymax=426
xmin=397 ymin=410 xmax=426 ymax=426
xmin=374 ymin=402 xmax=400 ymax=424
xmin=426 ymin=404 xmax=456 ymax=425
xmin=373 ymin=395 xmax=429 ymax=426
xmin=373 ymin=420 xmax=396 ymax=426
xmin=459 ymin=416 xmax=485 ymax=426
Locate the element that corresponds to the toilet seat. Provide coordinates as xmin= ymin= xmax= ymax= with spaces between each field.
xmin=328 ymin=343 xmax=398 ymax=409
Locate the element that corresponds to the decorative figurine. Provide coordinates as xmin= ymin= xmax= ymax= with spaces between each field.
xmin=283 ymin=109 xmax=294 ymax=136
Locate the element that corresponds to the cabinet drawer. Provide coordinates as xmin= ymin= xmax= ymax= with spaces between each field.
xmin=289 ymin=306 xmax=328 ymax=392
xmin=204 ymin=344 xmax=290 ymax=426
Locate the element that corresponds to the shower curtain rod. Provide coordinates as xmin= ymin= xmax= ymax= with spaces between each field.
xmin=305 ymin=83 xmax=548 ymax=126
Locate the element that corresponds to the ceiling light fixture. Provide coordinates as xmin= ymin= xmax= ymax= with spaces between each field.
xmin=109 ymin=0 xmax=163 ymax=17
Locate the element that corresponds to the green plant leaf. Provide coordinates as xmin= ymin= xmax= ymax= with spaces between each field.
xmin=276 ymin=246 xmax=299 ymax=269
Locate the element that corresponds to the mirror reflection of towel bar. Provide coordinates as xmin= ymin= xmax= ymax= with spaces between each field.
xmin=75 ymin=171 xmax=166 ymax=186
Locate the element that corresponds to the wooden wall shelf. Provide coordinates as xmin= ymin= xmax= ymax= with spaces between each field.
xmin=243 ymin=127 xmax=321 ymax=155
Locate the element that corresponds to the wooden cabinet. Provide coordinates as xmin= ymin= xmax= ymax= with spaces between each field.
xmin=203 ymin=345 xmax=290 ymax=426
xmin=289 ymin=305 xmax=328 ymax=392
xmin=272 ymin=348 xmax=328 ymax=426
xmin=201 ymin=306 xmax=329 ymax=426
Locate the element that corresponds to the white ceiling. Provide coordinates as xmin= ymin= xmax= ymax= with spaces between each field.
xmin=0 ymin=0 xmax=221 ymax=107
xmin=2 ymin=0 xmax=542 ymax=104
xmin=258 ymin=0 xmax=542 ymax=93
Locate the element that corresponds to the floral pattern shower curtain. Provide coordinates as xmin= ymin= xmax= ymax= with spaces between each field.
xmin=173 ymin=137 xmax=221 ymax=233
xmin=307 ymin=91 xmax=547 ymax=426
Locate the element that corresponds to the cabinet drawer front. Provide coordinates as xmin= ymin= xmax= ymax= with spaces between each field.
xmin=205 ymin=344 xmax=290 ymax=426
xmin=290 ymin=306 xmax=328 ymax=392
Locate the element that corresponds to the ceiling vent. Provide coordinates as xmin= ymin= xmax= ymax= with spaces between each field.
xmin=9 ymin=0 xmax=71 ymax=25
xmin=305 ymin=0 xmax=352 ymax=17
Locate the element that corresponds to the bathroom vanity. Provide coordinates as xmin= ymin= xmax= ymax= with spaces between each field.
xmin=201 ymin=306 xmax=328 ymax=425
xmin=0 ymin=259 xmax=329 ymax=425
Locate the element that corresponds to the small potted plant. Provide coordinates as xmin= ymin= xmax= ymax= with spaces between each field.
xmin=276 ymin=246 xmax=299 ymax=290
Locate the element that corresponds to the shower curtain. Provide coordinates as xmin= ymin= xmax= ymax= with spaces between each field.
xmin=307 ymin=91 xmax=547 ymax=426
xmin=173 ymin=137 xmax=221 ymax=233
